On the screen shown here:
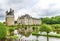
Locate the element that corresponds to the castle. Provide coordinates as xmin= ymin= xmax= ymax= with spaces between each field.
xmin=6 ymin=9 xmax=41 ymax=26
xmin=6 ymin=8 xmax=14 ymax=26
xmin=17 ymin=14 xmax=41 ymax=25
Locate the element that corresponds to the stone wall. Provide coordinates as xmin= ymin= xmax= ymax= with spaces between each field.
xmin=6 ymin=9 xmax=14 ymax=26
xmin=17 ymin=15 xmax=41 ymax=25
xmin=6 ymin=15 xmax=14 ymax=26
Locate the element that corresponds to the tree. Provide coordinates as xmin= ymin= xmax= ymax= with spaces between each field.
xmin=0 ymin=22 xmax=7 ymax=41
xmin=51 ymin=24 xmax=60 ymax=34
xmin=41 ymin=17 xmax=52 ymax=24
xmin=40 ymin=24 xmax=52 ymax=41
xmin=41 ymin=16 xmax=60 ymax=24
xmin=9 ymin=27 xmax=15 ymax=36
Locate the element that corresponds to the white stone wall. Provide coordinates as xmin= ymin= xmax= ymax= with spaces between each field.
xmin=17 ymin=17 xmax=41 ymax=25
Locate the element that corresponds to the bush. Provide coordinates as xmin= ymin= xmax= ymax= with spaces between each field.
xmin=0 ymin=22 xmax=7 ymax=39
xmin=9 ymin=27 xmax=15 ymax=36
xmin=11 ymin=36 xmax=18 ymax=39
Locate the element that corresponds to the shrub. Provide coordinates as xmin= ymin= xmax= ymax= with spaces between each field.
xmin=11 ymin=36 xmax=18 ymax=39
xmin=0 ymin=22 xmax=7 ymax=39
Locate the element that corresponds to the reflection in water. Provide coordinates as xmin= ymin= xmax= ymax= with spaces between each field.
xmin=19 ymin=34 xmax=60 ymax=41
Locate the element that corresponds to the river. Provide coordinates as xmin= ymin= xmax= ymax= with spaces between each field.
xmin=19 ymin=34 xmax=60 ymax=41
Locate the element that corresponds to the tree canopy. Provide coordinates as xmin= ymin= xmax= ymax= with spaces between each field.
xmin=0 ymin=22 xmax=7 ymax=39
xmin=41 ymin=16 xmax=60 ymax=24
xmin=40 ymin=24 xmax=52 ymax=33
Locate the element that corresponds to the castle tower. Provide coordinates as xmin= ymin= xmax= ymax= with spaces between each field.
xmin=6 ymin=8 xmax=14 ymax=26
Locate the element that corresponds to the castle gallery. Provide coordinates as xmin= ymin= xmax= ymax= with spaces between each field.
xmin=6 ymin=9 xmax=41 ymax=26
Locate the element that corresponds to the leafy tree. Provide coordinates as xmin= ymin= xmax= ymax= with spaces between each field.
xmin=42 ymin=17 xmax=53 ymax=24
xmin=40 ymin=24 xmax=52 ymax=41
xmin=0 ymin=22 xmax=7 ymax=41
xmin=51 ymin=24 xmax=60 ymax=34
xmin=41 ymin=16 xmax=60 ymax=24
xmin=54 ymin=16 xmax=60 ymax=24
xmin=9 ymin=27 xmax=15 ymax=36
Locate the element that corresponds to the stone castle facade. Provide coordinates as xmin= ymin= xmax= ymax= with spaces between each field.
xmin=6 ymin=9 xmax=41 ymax=26
xmin=6 ymin=8 xmax=14 ymax=26
xmin=17 ymin=14 xmax=41 ymax=25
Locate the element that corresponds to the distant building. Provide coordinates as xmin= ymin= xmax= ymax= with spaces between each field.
xmin=6 ymin=8 xmax=14 ymax=26
xmin=5 ymin=9 xmax=41 ymax=26
xmin=17 ymin=14 xmax=41 ymax=25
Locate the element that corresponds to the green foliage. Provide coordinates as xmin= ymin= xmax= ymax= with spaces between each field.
xmin=41 ymin=17 xmax=53 ymax=24
xmin=51 ymin=24 xmax=60 ymax=34
xmin=11 ymin=36 xmax=18 ymax=39
xmin=32 ymin=34 xmax=60 ymax=38
xmin=40 ymin=24 xmax=51 ymax=41
xmin=51 ymin=24 xmax=60 ymax=29
xmin=9 ymin=27 xmax=15 ymax=32
xmin=32 ymin=31 xmax=38 ymax=34
xmin=9 ymin=27 xmax=15 ymax=36
xmin=0 ymin=22 xmax=7 ymax=39
xmin=40 ymin=24 xmax=52 ymax=33
xmin=41 ymin=16 xmax=60 ymax=24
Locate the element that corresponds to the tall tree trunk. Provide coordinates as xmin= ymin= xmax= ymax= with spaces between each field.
xmin=47 ymin=33 xmax=49 ymax=41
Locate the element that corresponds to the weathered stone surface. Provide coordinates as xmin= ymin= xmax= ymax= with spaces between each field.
xmin=6 ymin=8 xmax=14 ymax=26
xmin=17 ymin=14 xmax=41 ymax=25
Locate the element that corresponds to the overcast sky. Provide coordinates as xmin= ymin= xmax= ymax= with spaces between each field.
xmin=0 ymin=0 xmax=60 ymax=21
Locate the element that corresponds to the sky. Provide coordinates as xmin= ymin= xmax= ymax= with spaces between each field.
xmin=0 ymin=0 xmax=60 ymax=21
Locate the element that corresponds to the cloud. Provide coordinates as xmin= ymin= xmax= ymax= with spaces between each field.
xmin=37 ymin=9 xmax=60 ymax=17
xmin=30 ymin=0 xmax=60 ymax=18
xmin=0 ymin=0 xmax=60 ymax=21
xmin=0 ymin=0 xmax=38 ymax=21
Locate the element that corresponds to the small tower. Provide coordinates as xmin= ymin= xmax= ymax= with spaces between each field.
xmin=6 ymin=8 xmax=14 ymax=26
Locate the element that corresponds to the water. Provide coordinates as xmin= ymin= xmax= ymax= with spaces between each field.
xmin=38 ymin=36 xmax=60 ymax=41
xmin=19 ymin=34 xmax=60 ymax=41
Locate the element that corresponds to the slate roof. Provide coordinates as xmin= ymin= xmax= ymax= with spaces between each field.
xmin=18 ymin=14 xmax=40 ymax=20
xmin=6 ymin=8 xmax=14 ymax=15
